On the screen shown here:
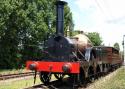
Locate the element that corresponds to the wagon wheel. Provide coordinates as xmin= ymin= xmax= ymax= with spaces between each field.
xmin=54 ymin=74 xmax=64 ymax=80
xmin=39 ymin=72 xmax=51 ymax=85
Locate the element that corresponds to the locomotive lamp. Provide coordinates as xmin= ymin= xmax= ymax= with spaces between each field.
xmin=29 ymin=63 xmax=38 ymax=70
xmin=62 ymin=63 xmax=72 ymax=73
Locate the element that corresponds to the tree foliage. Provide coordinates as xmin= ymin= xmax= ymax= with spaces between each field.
xmin=114 ymin=42 xmax=120 ymax=50
xmin=64 ymin=5 xmax=74 ymax=36
xmin=0 ymin=0 xmax=73 ymax=69
xmin=87 ymin=32 xmax=103 ymax=46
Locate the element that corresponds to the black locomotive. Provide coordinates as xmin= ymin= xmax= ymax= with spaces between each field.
xmin=26 ymin=0 xmax=122 ymax=85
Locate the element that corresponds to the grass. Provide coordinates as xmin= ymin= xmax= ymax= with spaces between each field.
xmin=1 ymin=67 xmax=125 ymax=89
xmin=0 ymin=75 xmax=56 ymax=89
xmin=88 ymin=66 xmax=125 ymax=89
xmin=0 ymin=76 xmax=41 ymax=89
xmin=0 ymin=69 xmax=30 ymax=75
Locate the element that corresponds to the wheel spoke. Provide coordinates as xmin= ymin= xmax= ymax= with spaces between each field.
xmin=54 ymin=74 xmax=64 ymax=80
xmin=39 ymin=72 xmax=51 ymax=84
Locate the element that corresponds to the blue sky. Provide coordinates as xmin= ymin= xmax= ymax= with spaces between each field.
xmin=64 ymin=0 xmax=125 ymax=50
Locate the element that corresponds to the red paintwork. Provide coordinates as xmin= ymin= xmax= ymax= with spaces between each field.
xmin=26 ymin=61 xmax=80 ymax=74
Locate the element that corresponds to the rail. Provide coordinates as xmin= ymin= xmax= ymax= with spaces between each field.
xmin=0 ymin=72 xmax=34 ymax=80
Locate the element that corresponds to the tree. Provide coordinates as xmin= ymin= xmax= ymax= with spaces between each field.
xmin=0 ymin=0 xmax=73 ymax=69
xmin=114 ymin=43 xmax=120 ymax=50
xmin=64 ymin=5 xmax=74 ymax=36
xmin=0 ymin=0 xmax=55 ymax=69
xmin=87 ymin=32 xmax=103 ymax=46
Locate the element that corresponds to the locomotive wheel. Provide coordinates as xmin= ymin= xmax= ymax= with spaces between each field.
xmin=39 ymin=72 xmax=51 ymax=85
xmin=68 ymin=74 xmax=74 ymax=81
xmin=88 ymin=67 xmax=95 ymax=82
xmin=79 ymin=69 xmax=86 ymax=86
xmin=54 ymin=74 xmax=64 ymax=80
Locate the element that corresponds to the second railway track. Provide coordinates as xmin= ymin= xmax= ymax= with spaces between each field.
xmin=0 ymin=72 xmax=34 ymax=80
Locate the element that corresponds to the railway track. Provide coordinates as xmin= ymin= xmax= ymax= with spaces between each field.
xmin=0 ymin=72 xmax=34 ymax=80
xmin=23 ymin=70 xmax=118 ymax=89
xmin=23 ymin=72 xmax=113 ymax=89
xmin=24 ymin=77 xmax=88 ymax=89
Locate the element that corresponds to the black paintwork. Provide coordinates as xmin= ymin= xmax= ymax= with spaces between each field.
xmin=43 ymin=35 xmax=74 ymax=61
xmin=56 ymin=1 xmax=67 ymax=35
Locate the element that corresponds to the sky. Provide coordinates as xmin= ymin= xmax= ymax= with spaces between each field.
xmin=64 ymin=0 xmax=125 ymax=50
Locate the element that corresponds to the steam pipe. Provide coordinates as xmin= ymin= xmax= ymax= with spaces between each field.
xmin=56 ymin=1 xmax=67 ymax=35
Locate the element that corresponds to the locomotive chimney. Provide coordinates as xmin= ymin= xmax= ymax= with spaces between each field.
xmin=56 ymin=1 xmax=67 ymax=35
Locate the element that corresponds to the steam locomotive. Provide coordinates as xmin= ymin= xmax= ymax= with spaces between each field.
xmin=26 ymin=1 xmax=122 ymax=85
